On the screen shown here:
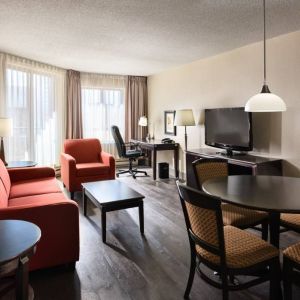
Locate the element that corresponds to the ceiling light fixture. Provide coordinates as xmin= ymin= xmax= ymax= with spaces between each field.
xmin=245 ymin=0 xmax=286 ymax=112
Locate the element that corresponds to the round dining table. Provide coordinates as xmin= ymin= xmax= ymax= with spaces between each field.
xmin=202 ymin=175 xmax=300 ymax=248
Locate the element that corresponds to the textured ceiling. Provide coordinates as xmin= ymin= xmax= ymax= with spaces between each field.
xmin=0 ymin=0 xmax=300 ymax=76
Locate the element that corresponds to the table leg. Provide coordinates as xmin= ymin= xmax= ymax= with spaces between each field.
xmin=174 ymin=146 xmax=179 ymax=179
xmin=83 ymin=189 xmax=87 ymax=216
xmin=139 ymin=201 xmax=144 ymax=235
xmin=16 ymin=256 xmax=29 ymax=300
xmin=153 ymin=148 xmax=157 ymax=180
xmin=269 ymin=211 xmax=280 ymax=248
xmin=101 ymin=208 xmax=107 ymax=243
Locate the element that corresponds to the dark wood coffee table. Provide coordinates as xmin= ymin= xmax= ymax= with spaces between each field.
xmin=0 ymin=220 xmax=41 ymax=299
xmin=82 ymin=180 xmax=145 ymax=243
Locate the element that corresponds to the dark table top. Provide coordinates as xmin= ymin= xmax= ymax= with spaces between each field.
xmin=82 ymin=180 xmax=144 ymax=206
xmin=6 ymin=161 xmax=37 ymax=169
xmin=0 ymin=220 xmax=41 ymax=264
xmin=131 ymin=138 xmax=178 ymax=146
xmin=202 ymin=175 xmax=300 ymax=213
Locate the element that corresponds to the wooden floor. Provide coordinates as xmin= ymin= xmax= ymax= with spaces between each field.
xmin=28 ymin=169 xmax=300 ymax=300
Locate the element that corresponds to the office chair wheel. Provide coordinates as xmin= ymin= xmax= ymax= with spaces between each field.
xmin=116 ymin=174 xmax=119 ymax=178
xmin=133 ymin=175 xmax=136 ymax=179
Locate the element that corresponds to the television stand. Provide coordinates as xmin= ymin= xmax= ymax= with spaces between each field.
xmin=217 ymin=149 xmax=247 ymax=157
xmin=186 ymin=148 xmax=283 ymax=189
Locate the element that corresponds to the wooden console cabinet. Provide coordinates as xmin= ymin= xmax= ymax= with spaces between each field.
xmin=186 ymin=148 xmax=283 ymax=189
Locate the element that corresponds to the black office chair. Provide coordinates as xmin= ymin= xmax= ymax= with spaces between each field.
xmin=111 ymin=125 xmax=148 ymax=179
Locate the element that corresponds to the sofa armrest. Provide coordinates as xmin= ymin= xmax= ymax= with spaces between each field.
xmin=8 ymin=167 xmax=55 ymax=183
xmin=0 ymin=200 xmax=80 ymax=270
xmin=60 ymin=153 xmax=77 ymax=190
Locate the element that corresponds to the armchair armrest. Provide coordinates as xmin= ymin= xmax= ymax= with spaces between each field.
xmin=100 ymin=151 xmax=115 ymax=179
xmin=8 ymin=167 xmax=55 ymax=183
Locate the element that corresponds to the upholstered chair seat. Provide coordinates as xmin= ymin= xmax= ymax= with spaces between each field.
xmin=281 ymin=213 xmax=300 ymax=231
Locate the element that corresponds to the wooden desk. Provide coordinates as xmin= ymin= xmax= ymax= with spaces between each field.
xmin=203 ymin=175 xmax=300 ymax=248
xmin=131 ymin=139 xmax=179 ymax=180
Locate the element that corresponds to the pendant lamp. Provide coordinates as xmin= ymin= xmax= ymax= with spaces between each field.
xmin=245 ymin=0 xmax=286 ymax=112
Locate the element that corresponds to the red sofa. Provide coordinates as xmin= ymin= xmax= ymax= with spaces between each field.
xmin=61 ymin=138 xmax=115 ymax=199
xmin=0 ymin=160 xmax=79 ymax=271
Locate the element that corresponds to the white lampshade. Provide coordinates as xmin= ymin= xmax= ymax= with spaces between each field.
xmin=138 ymin=116 xmax=148 ymax=127
xmin=0 ymin=118 xmax=13 ymax=137
xmin=245 ymin=92 xmax=286 ymax=112
xmin=174 ymin=109 xmax=195 ymax=126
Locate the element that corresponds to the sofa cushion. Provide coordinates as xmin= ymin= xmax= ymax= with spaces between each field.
xmin=76 ymin=162 xmax=110 ymax=177
xmin=0 ymin=179 xmax=8 ymax=208
xmin=0 ymin=159 xmax=11 ymax=195
xmin=9 ymin=192 xmax=68 ymax=207
xmin=9 ymin=177 xmax=61 ymax=199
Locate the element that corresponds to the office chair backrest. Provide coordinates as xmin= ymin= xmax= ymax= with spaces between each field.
xmin=111 ymin=125 xmax=126 ymax=158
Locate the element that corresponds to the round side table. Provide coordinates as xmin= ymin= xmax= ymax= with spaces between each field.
xmin=6 ymin=161 xmax=37 ymax=169
xmin=0 ymin=220 xmax=41 ymax=299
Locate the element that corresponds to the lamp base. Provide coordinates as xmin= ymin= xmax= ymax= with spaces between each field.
xmin=0 ymin=137 xmax=7 ymax=166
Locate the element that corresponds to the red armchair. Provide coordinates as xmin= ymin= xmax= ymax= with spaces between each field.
xmin=0 ymin=160 xmax=79 ymax=271
xmin=61 ymin=138 xmax=115 ymax=199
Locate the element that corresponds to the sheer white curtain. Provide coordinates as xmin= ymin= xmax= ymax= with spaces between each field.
xmin=81 ymin=73 xmax=126 ymax=158
xmin=2 ymin=54 xmax=66 ymax=166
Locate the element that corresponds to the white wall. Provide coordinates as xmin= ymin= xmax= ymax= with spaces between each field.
xmin=148 ymin=30 xmax=300 ymax=177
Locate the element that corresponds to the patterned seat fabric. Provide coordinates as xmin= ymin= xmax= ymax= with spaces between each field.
xmin=222 ymin=203 xmax=267 ymax=227
xmin=281 ymin=213 xmax=300 ymax=230
xmin=196 ymin=225 xmax=279 ymax=269
xmin=194 ymin=160 xmax=268 ymax=227
xmin=283 ymin=242 xmax=300 ymax=264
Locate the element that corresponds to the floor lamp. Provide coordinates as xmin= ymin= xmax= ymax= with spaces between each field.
xmin=0 ymin=118 xmax=13 ymax=166
xmin=138 ymin=116 xmax=150 ymax=140
xmin=174 ymin=109 xmax=195 ymax=151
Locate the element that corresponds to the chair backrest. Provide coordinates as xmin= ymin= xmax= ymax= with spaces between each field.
xmin=0 ymin=159 xmax=10 ymax=207
xmin=64 ymin=139 xmax=102 ymax=163
xmin=176 ymin=182 xmax=226 ymax=265
xmin=111 ymin=125 xmax=126 ymax=158
xmin=192 ymin=158 xmax=228 ymax=190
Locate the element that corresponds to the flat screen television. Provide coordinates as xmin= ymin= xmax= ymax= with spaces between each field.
xmin=205 ymin=107 xmax=253 ymax=155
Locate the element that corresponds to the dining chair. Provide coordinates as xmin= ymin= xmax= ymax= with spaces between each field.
xmin=283 ymin=242 xmax=300 ymax=300
xmin=192 ymin=158 xmax=269 ymax=240
xmin=177 ymin=182 xmax=281 ymax=300
xmin=280 ymin=214 xmax=300 ymax=235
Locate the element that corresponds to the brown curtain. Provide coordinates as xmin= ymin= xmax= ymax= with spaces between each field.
xmin=125 ymin=76 xmax=148 ymax=142
xmin=66 ymin=70 xmax=83 ymax=139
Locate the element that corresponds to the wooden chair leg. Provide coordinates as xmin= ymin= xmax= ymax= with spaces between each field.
xmin=283 ymin=256 xmax=293 ymax=300
xmin=262 ymin=220 xmax=268 ymax=241
xmin=184 ymin=250 xmax=196 ymax=299
xmin=269 ymin=258 xmax=282 ymax=300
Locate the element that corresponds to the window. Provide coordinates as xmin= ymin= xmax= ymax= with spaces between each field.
xmin=82 ymin=87 xmax=125 ymax=156
xmin=6 ymin=65 xmax=65 ymax=166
